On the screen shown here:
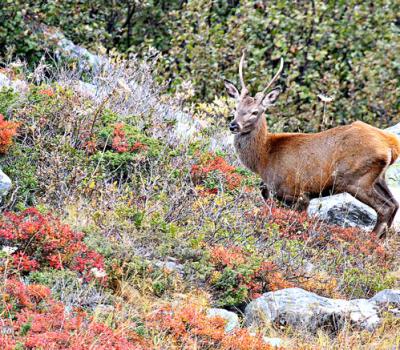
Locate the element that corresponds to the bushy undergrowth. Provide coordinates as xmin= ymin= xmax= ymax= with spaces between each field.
xmin=0 ymin=61 xmax=398 ymax=349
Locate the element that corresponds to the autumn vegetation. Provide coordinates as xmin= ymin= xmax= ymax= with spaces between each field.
xmin=0 ymin=1 xmax=399 ymax=349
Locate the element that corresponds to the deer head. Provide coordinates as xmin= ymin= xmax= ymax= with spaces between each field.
xmin=224 ymin=52 xmax=284 ymax=134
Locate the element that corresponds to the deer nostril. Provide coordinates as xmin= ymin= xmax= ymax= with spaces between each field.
xmin=229 ymin=121 xmax=239 ymax=132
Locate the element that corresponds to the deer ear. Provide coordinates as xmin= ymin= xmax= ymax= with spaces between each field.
xmin=261 ymin=87 xmax=282 ymax=108
xmin=224 ymin=80 xmax=240 ymax=99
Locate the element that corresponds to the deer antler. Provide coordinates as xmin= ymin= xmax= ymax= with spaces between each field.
xmin=262 ymin=57 xmax=284 ymax=95
xmin=239 ymin=50 xmax=247 ymax=92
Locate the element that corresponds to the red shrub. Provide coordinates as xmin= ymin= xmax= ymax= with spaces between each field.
xmin=191 ymin=154 xmax=244 ymax=192
xmin=0 ymin=278 xmax=148 ymax=350
xmin=38 ymin=89 xmax=55 ymax=97
xmin=254 ymin=200 xmax=389 ymax=265
xmin=0 ymin=114 xmax=19 ymax=154
xmin=147 ymin=303 xmax=276 ymax=350
xmin=210 ymin=245 xmax=247 ymax=269
xmin=111 ymin=123 xmax=147 ymax=154
xmin=0 ymin=208 xmax=105 ymax=281
xmin=112 ymin=123 xmax=129 ymax=153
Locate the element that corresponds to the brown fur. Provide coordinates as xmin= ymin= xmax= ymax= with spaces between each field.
xmin=233 ymin=114 xmax=400 ymax=237
xmin=225 ymin=65 xmax=400 ymax=237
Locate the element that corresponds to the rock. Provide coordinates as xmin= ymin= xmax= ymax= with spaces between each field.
xmin=370 ymin=289 xmax=400 ymax=307
xmin=71 ymin=81 xmax=98 ymax=99
xmin=262 ymin=337 xmax=283 ymax=348
xmin=308 ymin=193 xmax=377 ymax=231
xmin=385 ymin=124 xmax=400 ymax=185
xmin=245 ymin=288 xmax=380 ymax=333
xmin=172 ymin=111 xmax=207 ymax=142
xmin=370 ymin=289 xmax=400 ymax=317
xmin=45 ymin=28 xmax=110 ymax=74
xmin=0 ymin=169 xmax=12 ymax=199
xmin=0 ymin=73 xmax=28 ymax=94
xmin=207 ymin=308 xmax=240 ymax=333
xmin=0 ymin=73 xmax=11 ymax=89
xmin=154 ymin=261 xmax=184 ymax=275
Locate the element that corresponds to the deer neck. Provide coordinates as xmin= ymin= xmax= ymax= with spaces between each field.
xmin=233 ymin=115 xmax=269 ymax=173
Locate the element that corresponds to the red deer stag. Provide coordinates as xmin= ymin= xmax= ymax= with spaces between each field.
xmin=224 ymin=52 xmax=400 ymax=238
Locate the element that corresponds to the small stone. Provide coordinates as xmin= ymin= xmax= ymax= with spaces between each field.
xmin=262 ymin=337 xmax=283 ymax=348
xmin=0 ymin=169 xmax=12 ymax=199
xmin=207 ymin=308 xmax=240 ymax=333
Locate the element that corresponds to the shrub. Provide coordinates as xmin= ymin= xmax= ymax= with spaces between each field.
xmin=208 ymin=245 xmax=293 ymax=306
xmin=0 ymin=208 xmax=105 ymax=281
xmin=147 ymin=303 xmax=275 ymax=350
xmin=0 ymin=114 xmax=19 ymax=154
xmin=191 ymin=153 xmax=244 ymax=194
xmin=0 ymin=278 xmax=148 ymax=350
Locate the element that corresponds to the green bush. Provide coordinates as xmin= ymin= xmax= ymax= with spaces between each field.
xmin=2 ymin=1 xmax=399 ymax=131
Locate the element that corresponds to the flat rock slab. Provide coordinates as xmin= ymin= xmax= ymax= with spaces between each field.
xmin=245 ymin=288 xmax=380 ymax=333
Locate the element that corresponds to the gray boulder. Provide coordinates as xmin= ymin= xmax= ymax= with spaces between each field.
xmin=308 ymin=193 xmax=377 ymax=231
xmin=207 ymin=308 xmax=240 ymax=333
xmin=154 ymin=259 xmax=184 ymax=276
xmin=245 ymin=288 xmax=380 ymax=333
xmin=370 ymin=289 xmax=400 ymax=316
xmin=370 ymin=289 xmax=400 ymax=306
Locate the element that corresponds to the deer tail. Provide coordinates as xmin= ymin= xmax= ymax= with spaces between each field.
xmin=384 ymin=131 xmax=400 ymax=164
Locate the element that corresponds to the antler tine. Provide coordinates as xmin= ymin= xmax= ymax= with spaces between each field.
xmin=262 ymin=57 xmax=284 ymax=95
xmin=239 ymin=50 xmax=247 ymax=92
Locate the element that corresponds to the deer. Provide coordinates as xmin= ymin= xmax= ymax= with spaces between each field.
xmin=224 ymin=52 xmax=400 ymax=238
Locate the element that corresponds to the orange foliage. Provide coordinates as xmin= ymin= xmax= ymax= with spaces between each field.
xmin=210 ymin=245 xmax=247 ymax=269
xmin=246 ymin=262 xmax=294 ymax=299
xmin=147 ymin=303 xmax=277 ymax=350
xmin=191 ymin=153 xmax=244 ymax=192
xmin=0 ymin=114 xmax=19 ymax=154
xmin=38 ymin=89 xmax=54 ymax=97
xmin=1 ymin=278 xmax=148 ymax=350
xmin=112 ymin=123 xmax=147 ymax=153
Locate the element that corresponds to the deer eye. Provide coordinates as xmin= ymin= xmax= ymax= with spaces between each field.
xmin=251 ymin=111 xmax=259 ymax=116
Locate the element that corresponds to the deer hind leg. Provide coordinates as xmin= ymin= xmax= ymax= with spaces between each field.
xmin=346 ymin=175 xmax=395 ymax=238
xmin=259 ymin=181 xmax=270 ymax=201
xmin=375 ymin=177 xmax=399 ymax=228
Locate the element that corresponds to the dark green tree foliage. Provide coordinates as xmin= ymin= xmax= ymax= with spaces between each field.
xmin=159 ymin=0 xmax=400 ymax=130
xmin=1 ymin=0 xmax=399 ymax=131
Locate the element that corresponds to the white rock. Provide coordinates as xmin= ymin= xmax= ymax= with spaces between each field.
xmin=154 ymin=260 xmax=184 ymax=275
xmin=262 ymin=337 xmax=283 ymax=348
xmin=370 ymin=289 xmax=400 ymax=306
xmin=245 ymin=288 xmax=381 ymax=333
xmin=0 ymin=168 xmax=12 ymax=199
xmin=207 ymin=308 xmax=240 ymax=333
